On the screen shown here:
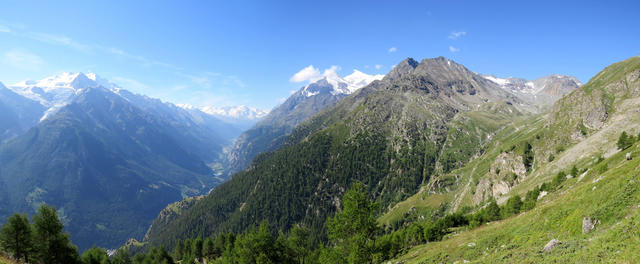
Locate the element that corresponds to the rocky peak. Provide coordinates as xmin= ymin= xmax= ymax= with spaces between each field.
xmin=384 ymin=57 xmax=419 ymax=81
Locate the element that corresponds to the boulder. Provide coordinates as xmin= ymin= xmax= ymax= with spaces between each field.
xmin=582 ymin=217 xmax=599 ymax=234
xmin=543 ymin=239 xmax=560 ymax=252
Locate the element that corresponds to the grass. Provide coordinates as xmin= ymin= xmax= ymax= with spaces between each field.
xmin=0 ymin=253 xmax=20 ymax=264
xmin=393 ymin=142 xmax=640 ymax=263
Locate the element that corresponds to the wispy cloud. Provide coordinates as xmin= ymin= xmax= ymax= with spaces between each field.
xmin=449 ymin=46 xmax=460 ymax=53
xmin=375 ymin=64 xmax=383 ymax=70
xmin=388 ymin=47 xmax=397 ymax=53
xmin=0 ymin=25 xmax=10 ymax=33
xmin=3 ymin=49 xmax=45 ymax=71
xmin=111 ymin=76 xmax=150 ymax=92
xmin=26 ymin=32 xmax=92 ymax=52
xmin=448 ymin=31 xmax=467 ymax=40
xmin=105 ymin=47 xmax=181 ymax=70
xmin=4 ymin=23 xmax=180 ymax=71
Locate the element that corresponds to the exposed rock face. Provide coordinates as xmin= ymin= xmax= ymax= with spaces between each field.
xmin=473 ymin=152 xmax=527 ymax=203
xmin=543 ymin=239 xmax=560 ymax=252
xmin=143 ymin=196 xmax=203 ymax=240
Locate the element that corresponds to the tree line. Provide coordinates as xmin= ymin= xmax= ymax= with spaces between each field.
xmin=1 ymin=160 xmax=581 ymax=264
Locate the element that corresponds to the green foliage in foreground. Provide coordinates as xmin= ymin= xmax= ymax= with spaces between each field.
xmin=0 ymin=205 xmax=78 ymax=264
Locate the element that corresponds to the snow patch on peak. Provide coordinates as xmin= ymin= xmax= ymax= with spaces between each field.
xmin=9 ymin=72 xmax=122 ymax=122
xmin=302 ymin=69 xmax=383 ymax=97
xmin=483 ymin=75 xmax=510 ymax=86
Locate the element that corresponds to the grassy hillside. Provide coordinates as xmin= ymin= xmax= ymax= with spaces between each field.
xmin=393 ymin=142 xmax=640 ymax=263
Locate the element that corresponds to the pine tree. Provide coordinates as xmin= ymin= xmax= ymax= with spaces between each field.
xmin=326 ymin=182 xmax=378 ymax=264
xmin=173 ymin=239 xmax=184 ymax=260
xmin=618 ymin=131 xmax=633 ymax=150
xmin=0 ymin=213 xmax=34 ymax=262
xmin=203 ymin=237 xmax=215 ymax=260
xmin=192 ymin=237 xmax=203 ymax=261
xmin=80 ymin=246 xmax=110 ymax=264
xmin=287 ymin=226 xmax=312 ymax=264
xmin=32 ymin=204 xmax=80 ymax=264
xmin=112 ymin=249 xmax=132 ymax=264
xmin=502 ymin=195 xmax=523 ymax=217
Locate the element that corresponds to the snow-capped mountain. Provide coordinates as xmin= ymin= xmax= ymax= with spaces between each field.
xmin=482 ymin=74 xmax=581 ymax=96
xmin=10 ymin=72 xmax=121 ymax=121
xmin=200 ymin=105 xmax=268 ymax=120
xmin=10 ymin=72 xmax=118 ymax=107
xmin=482 ymin=74 xmax=581 ymax=108
xmin=176 ymin=104 xmax=268 ymax=131
xmin=301 ymin=70 xmax=384 ymax=97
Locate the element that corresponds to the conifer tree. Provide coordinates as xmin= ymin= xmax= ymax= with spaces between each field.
xmin=0 ymin=213 xmax=34 ymax=262
xmin=32 ymin=204 xmax=79 ymax=264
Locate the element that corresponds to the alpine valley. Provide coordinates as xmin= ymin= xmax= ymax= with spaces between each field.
xmin=123 ymin=55 xmax=640 ymax=264
xmin=2 ymin=54 xmax=640 ymax=264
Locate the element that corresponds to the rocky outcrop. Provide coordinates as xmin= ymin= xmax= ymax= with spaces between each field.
xmin=473 ymin=152 xmax=527 ymax=203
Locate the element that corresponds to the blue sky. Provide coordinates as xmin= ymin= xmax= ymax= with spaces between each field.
xmin=1 ymin=0 xmax=639 ymax=110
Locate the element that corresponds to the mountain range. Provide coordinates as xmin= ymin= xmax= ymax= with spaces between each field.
xmin=0 ymin=56 xmax=592 ymax=255
xmin=138 ymin=56 xmax=584 ymax=252
xmin=0 ymin=73 xmax=243 ymax=250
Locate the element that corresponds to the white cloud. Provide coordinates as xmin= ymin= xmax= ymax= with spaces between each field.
xmin=0 ymin=25 xmax=10 ymax=33
xmin=449 ymin=46 xmax=460 ymax=52
xmin=290 ymin=65 xmax=321 ymax=82
xmin=322 ymin=66 xmax=340 ymax=79
xmin=375 ymin=64 xmax=383 ymax=70
xmin=289 ymin=65 xmax=344 ymax=83
xmin=388 ymin=47 xmax=397 ymax=53
xmin=3 ymin=49 xmax=44 ymax=71
xmin=289 ymin=90 xmax=297 ymax=95
xmin=449 ymin=31 xmax=467 ymax=39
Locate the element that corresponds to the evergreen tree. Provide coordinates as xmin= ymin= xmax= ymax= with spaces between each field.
xmin=192 ymin=237 xmax=203 ymax=261
xmin=325 ymin=182 xmax=378 ymax=264
xmin=203 ymin=237 xmax=215 ymax=259
xmin=502 ymin=195 xmax=523 ymax=217
xmin=0 ymin=213 xmax=34 ymax=263
xmin=112 ymin=249 xmax=132 ymax=264
xmin=522 ymin=142 xmax=534 ymax=172
xmin=484 ymin=199 xmax=501 ymax=222
xmin=617 ymin=131 xmax=633 ymax=150
xmin=80 ymin=246 xmax=110 ymax=264
xmin=32 ymin=204 xmax=79 ymax=264
xmin=570 ymin=165 xmax=579 ymax=177
xmin=287 ymin=226 xmax=312 ymax=264
xmin=232 ymin=221 xmax=293 ymax=264
xmin=173 ymin=239 xmax=184 ymax=260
